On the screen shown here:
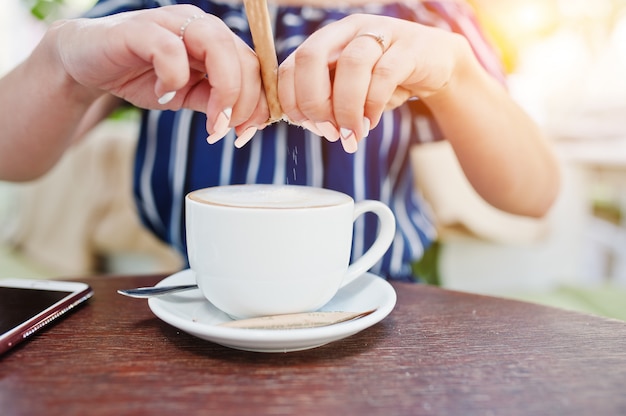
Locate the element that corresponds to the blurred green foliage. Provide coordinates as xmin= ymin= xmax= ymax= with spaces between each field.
xmin=23 ymin=0 xmax=97 ymax=21
xmin=24 ymin=0 xmax=65 ymax=21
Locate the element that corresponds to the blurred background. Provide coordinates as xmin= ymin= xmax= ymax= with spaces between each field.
xmin=1 ymin=0 xmax=625 ymax=319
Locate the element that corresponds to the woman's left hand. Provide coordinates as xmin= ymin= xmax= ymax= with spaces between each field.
xmin=278 ymin=14 xmax=468 ymax=152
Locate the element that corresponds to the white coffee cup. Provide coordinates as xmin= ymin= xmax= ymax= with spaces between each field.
xmin=185 ymin=184 xmax=395 ymax=319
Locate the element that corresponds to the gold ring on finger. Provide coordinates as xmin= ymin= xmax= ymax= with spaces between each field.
xmin=355 ymin=32 xmax=387 ymax=53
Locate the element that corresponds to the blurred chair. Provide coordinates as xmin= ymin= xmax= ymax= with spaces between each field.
xmin=411 ymin=140 xmax=591 ymax=295
xmin=0 ymin=118 xmax=183 ymax=279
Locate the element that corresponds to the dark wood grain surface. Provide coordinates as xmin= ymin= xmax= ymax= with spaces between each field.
xmin=1 ymin=274 xmax=625 ymax=416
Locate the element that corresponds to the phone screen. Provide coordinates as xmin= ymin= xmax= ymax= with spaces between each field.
xmin=0 ymin=287 xmax=73 ymax=334
xmin=0 ymin=280 xmax=93 ymax=355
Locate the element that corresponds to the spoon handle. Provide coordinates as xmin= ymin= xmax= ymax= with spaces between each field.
xmin=117 ymin=284 xmax=199 ymax=298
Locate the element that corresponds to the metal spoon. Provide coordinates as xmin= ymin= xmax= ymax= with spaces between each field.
xmin=117 ymin=284 xmax=198 ymax=298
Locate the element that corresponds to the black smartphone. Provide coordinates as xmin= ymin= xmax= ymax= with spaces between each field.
xmin=0 ymin=278 xmax=93 ymax=355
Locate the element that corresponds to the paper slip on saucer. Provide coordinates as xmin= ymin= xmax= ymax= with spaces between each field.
xmin=148 ymin=269 xmax=397 ymax=353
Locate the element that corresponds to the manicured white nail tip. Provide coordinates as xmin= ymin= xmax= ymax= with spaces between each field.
xmin=301 ymin=120 xmax=323 ymax=136
xmin=206 ymin=128 xmax=231 ymax=144
xmin=340 ymin=127 xmax=354 ymax=140
xmin=234 ymin=127 xmax=257 ymax=148
xmin=157 ymin=91 xmax=176 ymax=105
xmin=341 ymin=136 xmax=358 ymax=153
xmin=362 ymin=117 xmax=371 ymax=138
xmin=316 ymin=121 xmax=340 ymax=142
xmin=212 ymin=109 xmax=233 ymax=138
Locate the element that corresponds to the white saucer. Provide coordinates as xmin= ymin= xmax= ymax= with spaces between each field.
xmin=148 ymin=269 xmax=396 ymax=353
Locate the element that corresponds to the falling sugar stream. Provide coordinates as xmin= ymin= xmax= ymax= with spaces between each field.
xmin=288 ymin=144 xmax=299 ymax=184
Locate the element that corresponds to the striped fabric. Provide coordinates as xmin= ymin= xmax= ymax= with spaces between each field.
xmin=86 ymin=0 xmax=505 ymax=281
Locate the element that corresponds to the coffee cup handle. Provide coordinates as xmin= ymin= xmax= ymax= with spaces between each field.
xmin=339 ymin=200 xmax=396 ymax=288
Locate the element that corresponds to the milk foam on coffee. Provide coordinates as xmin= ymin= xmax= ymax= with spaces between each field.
xmin=191 ymin=184 xmax=350 ymax=208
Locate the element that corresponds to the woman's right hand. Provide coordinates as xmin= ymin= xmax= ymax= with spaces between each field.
xmin=51 ymin=5 xmax=269 ymax=141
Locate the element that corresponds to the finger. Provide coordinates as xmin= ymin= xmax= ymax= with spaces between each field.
xmin=229 ymin=39 xmax=265 ymax=127
xmin=119 ymin=19 xmax=191 ymax=100
xmin=172 ymin=8 xmax=268 ymax=137
xmin=278 ymin=54 xmax=306 ymax=123
xmin=333 ymin=32 xmax=391 ymax=148
xmin=181 ymin=14 xmax=246 ymax=117
xmin=289 ymin=25 xmax=348 ymax=140
xmin=233 ymin=94 xmax=270 ymax=148
xmin=364 ymin=44 xmax=411 ymax=127
xmin=177 ymin=72 xmax=213 ymax=112
xmin=203 ymin=37 xmax=266 ymax=143
xmin=385 ymin=86 xmax=414 ymax=111
xmin=129 ymin=6 xmax=216 ymax=100
xmin=234 ymin=84 xmax=271 ymax=149
xmin=246 ymin=86 xmax=271 ymax=128
xmin=152 ymin=7 xmax=265 ymax=137
xmin=277 ymin=55 xmax=321 ymax=135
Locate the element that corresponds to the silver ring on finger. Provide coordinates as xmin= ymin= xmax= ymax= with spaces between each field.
xmin=179 ymin=14 xmax=205 ymax=41
xmin=355 ymin=32 xmax=387 ymax=53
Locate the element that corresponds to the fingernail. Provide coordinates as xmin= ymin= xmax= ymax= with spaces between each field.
xmin=207 ymin=108 xmax=232 ymax=144
xmin=234 ymin=126 xmax=258 ymax=148
xmin=362 ymin=117 xmax=371 ymax=138
xmin=315 ymin=121 xmax=340 ymax=142
xmin=301 ymin=120 xmax=324 ymax=136
xmin=157 ymin=91 xmax=176 ymax=105
xmin=340 ymin=128 xmax=358 ymax=153
xmin=340 ymin=127 xmax=354 ymax=141
xmin=214 ymin=108 xmax=232 ymax=132
xmin=207 ymin=130 xmax=231 ymax=144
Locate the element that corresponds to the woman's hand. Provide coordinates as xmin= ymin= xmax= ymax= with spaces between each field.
xmin=278 ymin=14 xmax=468 ymax=153
xmin=53 ymin=5 xmax=268 ymax=142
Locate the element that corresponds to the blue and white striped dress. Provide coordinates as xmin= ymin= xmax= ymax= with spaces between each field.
xmin=86 ymin=0 xmax=505 ymax=281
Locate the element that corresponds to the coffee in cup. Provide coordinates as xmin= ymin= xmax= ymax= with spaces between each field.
xmin=186 ymin=184 xmax=395 ymax=319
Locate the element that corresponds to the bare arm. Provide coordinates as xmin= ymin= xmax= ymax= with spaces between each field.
xmin=0 ymin=28 xmax=108 ymax=181
xmin=278 ymin=14 xmax=560 ymax=218
xmin=0 ymin=5 xmax=269 ymax=181
xmin=421 ymin=34 xmax=560 ymax=218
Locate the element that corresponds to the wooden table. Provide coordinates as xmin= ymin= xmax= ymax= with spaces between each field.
xmin=2 ymin=274 xmax=625 ymax=415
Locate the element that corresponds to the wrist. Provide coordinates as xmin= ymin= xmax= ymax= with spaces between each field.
xmin=418 ymin=33 xmax=477 ymax=107
xmin=37 ymin=20 xmax=105 ymax=106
